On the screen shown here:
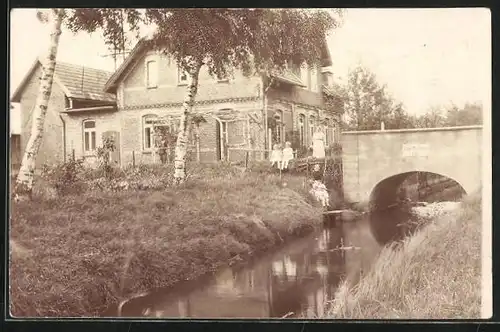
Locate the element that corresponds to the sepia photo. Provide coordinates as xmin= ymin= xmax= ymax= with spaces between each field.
xmin=8 ymin=7 xmax=491 ymax=319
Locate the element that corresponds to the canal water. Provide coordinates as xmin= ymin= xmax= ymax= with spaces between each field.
xmin=110 ymin=207 xmax=421 ymax=319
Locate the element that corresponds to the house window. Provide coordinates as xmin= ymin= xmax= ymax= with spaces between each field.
xmin=146 ymin=60 xmax=158 ymax=88
xmin=83 ymin=120 xmax=97 ymax=153
xmin=273 ymin=110 xmax=284 ymax=144
xmin=178 ymin=67 xmax=188 ymax=84
xmin=309 ymin=116 xmax=315 ymax=142
xmin=143 ymin=115 xmax=158 ymax=150
xmin=325 ymin=118 xmax=330 ymax=146
xmin=298 ymin=114 xmax=306 ymax=146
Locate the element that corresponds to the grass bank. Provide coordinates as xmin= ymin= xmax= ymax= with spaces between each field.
xmin=10 ymin=163 xmax=325 ymax=317
xmin=319 ymin=192 xmax=482 ymax=319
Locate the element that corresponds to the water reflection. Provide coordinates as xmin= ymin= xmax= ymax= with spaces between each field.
xmin=115 ymin=210 xmax=410 ymax=319
xmin=369 ymin=207 xmax=418 ymax=246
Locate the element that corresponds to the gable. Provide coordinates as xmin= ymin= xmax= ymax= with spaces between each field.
xmin=11 ymin=58 xmax=116 ymax=104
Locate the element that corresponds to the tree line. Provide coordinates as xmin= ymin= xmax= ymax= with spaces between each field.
xmin=338 ymin=65 xmax=483 ymax=131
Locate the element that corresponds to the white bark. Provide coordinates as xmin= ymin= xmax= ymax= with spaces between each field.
xmin=15 ymin=9 xmax=64 ymax=199
xmin=195 ymin=124 xmax=201 ymax=163
xmin=173 ymin=59 xmax=202 ymax=184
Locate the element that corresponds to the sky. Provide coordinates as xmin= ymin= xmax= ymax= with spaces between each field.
xmin=9 ymin=8 xmax=491 ymax=133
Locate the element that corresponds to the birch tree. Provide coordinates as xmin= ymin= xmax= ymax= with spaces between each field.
xmin=66 ymin=8 xmax=342 ymax=183
xmin=14 ymin=9 xmax=65 ymax=200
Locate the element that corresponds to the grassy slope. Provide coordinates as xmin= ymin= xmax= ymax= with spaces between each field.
xmin=321 ymin=193 xmax=482 ymax=319
xmin=10 ymin=165 xmax=323 ymax=317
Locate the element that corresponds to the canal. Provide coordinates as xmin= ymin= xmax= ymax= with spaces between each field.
xmin=108 ymin=206 xmax=424 ymax=319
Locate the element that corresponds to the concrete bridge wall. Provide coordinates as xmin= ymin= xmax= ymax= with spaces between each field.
xmin=340 ymin=125 xmax=482 ymax=204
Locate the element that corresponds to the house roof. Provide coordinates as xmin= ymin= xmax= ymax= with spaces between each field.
xmin=104 ymin=38 xmax=150 ymax=93
xmin=271 ymin=70 xmax=306 ymax=87
xmin=104 ymin=37 xmax=332 ymax=93
xmin=11 ymin=58 xmax=116 ymax=103
xmin=322 ymin=84 xmax=336 ymax=96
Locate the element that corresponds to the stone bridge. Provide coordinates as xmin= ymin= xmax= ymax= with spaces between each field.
xmin=340 ymin=125 xmax=483 ymax=208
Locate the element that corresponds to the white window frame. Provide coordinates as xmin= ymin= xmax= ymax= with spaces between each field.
xmin=145 ymin=57 xmax=159 ymax=89
xmin=83 ymin=120 xmax=97 ymax=155
xmin=298 ymin=114 xmax=306 ymax=147
xmin=274 ymin=110 xmax=284 ymax=145
xmin=143 ymin=115 xmax=158 ymax=151
xmin=309 ymin=115 xmax=315 ymax=143
xmin=178 ymin=66 xmax=188 ymax=85
xmin=324 ymin=117 xmax=330 ymax=147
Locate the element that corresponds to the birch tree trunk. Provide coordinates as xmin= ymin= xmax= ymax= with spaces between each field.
xmin=195 ymin=124 xmax=201 ymax=163
xmin=14 ymin=9 xmax=64 ymax=200
xmin=173 ymin=59 xmax=202 ymax=184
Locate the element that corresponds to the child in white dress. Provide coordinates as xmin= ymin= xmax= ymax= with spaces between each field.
xmin=270 ymin=144 xmax=283 ymax=169
xmin=281 ymin=141 xmax=294 ymax=170
xmin=309 ymin=173 xmax=329 ymax=207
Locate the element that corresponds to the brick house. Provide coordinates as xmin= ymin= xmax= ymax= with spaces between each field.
xmin=11 ymin=58 xmax=116 ymax=168
xmin=100 ymin=38 xmax=343 ymax=165
xmin=12 ymin=39 xmax=343 ymax=168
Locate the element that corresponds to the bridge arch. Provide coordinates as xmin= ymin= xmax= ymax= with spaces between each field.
xmin=340 ymin=126 xmax=482 ymax=205
xmin=368 ymin=171 xmax=467 ymax=210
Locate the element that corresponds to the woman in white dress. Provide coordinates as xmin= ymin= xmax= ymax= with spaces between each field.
xmin=311 ymin=128 xmax=326 ymax=159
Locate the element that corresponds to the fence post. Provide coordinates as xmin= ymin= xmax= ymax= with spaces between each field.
xmin=72 ymin=149 xmax=75 ymax=160
xmin=132 ymin=150 xmax=136 ymax=168
xmin=245 ymin=151 xmax=249 ymax=169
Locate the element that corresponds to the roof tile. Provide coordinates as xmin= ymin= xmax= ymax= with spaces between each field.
xmin=54 ymin=62 xmax=116 ymax=102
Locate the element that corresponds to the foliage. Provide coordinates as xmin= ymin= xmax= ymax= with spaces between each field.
xmin=410 ymin=103 xmax=483 ymax=129
xmin=441 ymin=102 xmax=483 ymax=126
xmin=96 ymin=136 xmax=117 ymax=179
xmin=339 ymin=64 xmax=484 ymax=130
xmin=41 ymin=156 xmax=85 ymax=195
xmin=65 ymin=8 xmax=342 ymax=79
xmin=341 ymin=65 xmax=411 ymax=130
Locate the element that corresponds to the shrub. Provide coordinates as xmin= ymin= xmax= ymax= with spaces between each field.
xmin=41 ymin=157 xmax=86 ymax=195
xmin=96 ymin=137 xmax=117 ymax=180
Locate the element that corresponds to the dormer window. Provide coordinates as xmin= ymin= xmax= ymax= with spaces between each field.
xmin=178 ymin=67 xmax=188 ymax=85
xmin=146 ymin=59 xmax=158 ymax=88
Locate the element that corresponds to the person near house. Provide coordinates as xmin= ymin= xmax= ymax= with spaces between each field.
xmin=309 ymin=172 xmax=329 ymax=208
xmin=311 ymin=128 xmax=326 ymax=159
xmin=158 ymin=137 xmax=168 ymax=164
xmin=281 ymin=141 xmax=294 ymax=170
xmin=270 ymin=143 xmax=283 ymax=169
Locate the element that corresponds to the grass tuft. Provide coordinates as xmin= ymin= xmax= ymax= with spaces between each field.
xmin=320 ymin=192 xmax=482 ymax=319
